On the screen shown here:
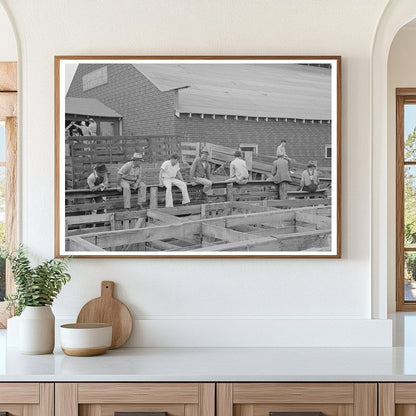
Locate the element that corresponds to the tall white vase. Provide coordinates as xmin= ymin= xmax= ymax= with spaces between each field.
xmin=19 ymin=306 xmax=55 ymax=354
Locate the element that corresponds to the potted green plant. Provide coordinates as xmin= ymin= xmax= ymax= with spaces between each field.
xmin=4 ymin=246 xmax=71 ymax=354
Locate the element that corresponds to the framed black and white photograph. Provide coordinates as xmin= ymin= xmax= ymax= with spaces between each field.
xmin=55 ymin=56 xmax=341 ymax=258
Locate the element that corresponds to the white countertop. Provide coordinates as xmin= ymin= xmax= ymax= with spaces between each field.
xmin=2 ymin=345 xmax=416 ymax=382
xmin=2 ymin=313 xmax=416 ymax=382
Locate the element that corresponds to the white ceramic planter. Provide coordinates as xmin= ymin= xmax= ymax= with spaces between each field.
xmin=19 ymin=306 xmax=55 ymax=354
xmin=6 ymin=315 xmax=20 ymax=347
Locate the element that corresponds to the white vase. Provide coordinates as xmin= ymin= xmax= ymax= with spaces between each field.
xmin=19 ymin=306 xmax=55 ymax=354
xmin=6 ymin=315 xmax=20 ymax=348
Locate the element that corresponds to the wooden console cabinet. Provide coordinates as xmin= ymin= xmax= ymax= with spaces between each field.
xmin=5 ymin=381 xmax=416 ymax=416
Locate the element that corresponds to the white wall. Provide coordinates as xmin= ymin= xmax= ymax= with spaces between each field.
xmin=0 ymin=3 xmax=16 ymax=61
xmin=0 ymin=0 xmax=394 ymax=347
xmin=387 ymin=26 xmax=416 ymax=312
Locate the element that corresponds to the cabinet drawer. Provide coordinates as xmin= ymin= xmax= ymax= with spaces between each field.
xmin=78 ymin=383 xmax=200 ymax=404
xmin=0 ymin=383 xmax=53 ymax=415
xmin=0 ymin=383 xmax=39 ymax=403
xmin=56 ymin=383 xmax=215 ymax=416
xmin=217 ymin=383 xmax=376 ymax=416
xmin=379 ymin=383 xmax=416 ymax=415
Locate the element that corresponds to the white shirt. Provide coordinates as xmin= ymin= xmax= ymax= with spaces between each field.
xmin=118 ymin=161 xmax=142 ymax=181
xmin=230 ymin=158 xmax=249 ymax=180
xmin=276 ymin=143 xmax=287 ymax=157
xmin=160 ymin=160 xmax=180 ymax=179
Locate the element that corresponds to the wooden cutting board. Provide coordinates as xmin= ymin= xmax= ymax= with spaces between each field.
xmin=76 ymin=281 xmax=133 ymax=349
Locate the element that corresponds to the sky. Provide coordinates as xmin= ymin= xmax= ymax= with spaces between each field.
xmin=405 ymin=104 xmax=416 ymax=139
xmin=65 ymin=64 xmax=78 ymax=95
xmin=0 ymin=123 xmax=5 ymax=161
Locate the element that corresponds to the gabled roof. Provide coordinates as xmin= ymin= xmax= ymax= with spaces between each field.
xmin=133 ymin=63 xmax=331 ymax=120
xmin=65 ymin=97 xmax=122 ymax=118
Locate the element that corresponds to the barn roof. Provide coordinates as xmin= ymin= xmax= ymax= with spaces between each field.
xmin=65 ymin=97 xmax=122 ymax=118
xmin=133 ymin=63 xmax=332 ymax=120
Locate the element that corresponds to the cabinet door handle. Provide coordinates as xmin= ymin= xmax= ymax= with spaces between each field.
xmin=115 ymin=412 xmax=168 ymax=416
xmin=270 ymin=413 xmax=323 ymax=416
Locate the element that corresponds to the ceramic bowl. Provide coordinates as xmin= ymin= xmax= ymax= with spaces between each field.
xmin=60 ymin=323 xmax=112 ymax=356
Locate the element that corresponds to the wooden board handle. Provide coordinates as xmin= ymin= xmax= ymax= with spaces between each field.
xmin=101 ymin=281 xmax=115 ymax=298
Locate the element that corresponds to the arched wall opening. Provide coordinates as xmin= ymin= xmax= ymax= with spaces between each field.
xmin=387 ymin=20 xmax=416 ymax=313
xmin=371 ymin=1 xmax=416 ymax=320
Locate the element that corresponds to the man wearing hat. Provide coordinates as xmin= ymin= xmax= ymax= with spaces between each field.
xmin=225 ymin=150 xmax=249 ymax=185
xmin=88 ymin=117 xmax=97 ymax=136
xmin=87 ymin=164 xmax=109 ymax=209
xmin=117 ymin=153 xmax=147 ymax=209
xmin=189 ymin=147 xmax=213 ymax=197
xmin=300 ymin=161 xmax=320 ymax=192
xmin=271 ymin=148 xmax=293 ymax=200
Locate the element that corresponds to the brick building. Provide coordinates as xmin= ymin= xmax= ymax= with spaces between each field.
xmin=66 ymin=63 xmax=332 ymax=167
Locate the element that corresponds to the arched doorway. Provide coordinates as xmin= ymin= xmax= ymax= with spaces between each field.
xmin=371 ymin=1 xmax=416 ymax=318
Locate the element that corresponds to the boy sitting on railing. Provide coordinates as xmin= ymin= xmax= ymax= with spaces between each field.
xmin=225 ymin=150 xmax=249 ymax=185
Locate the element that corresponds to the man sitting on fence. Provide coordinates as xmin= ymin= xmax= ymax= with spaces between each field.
xmin=225 ymin=150 xmax=249 ymax=185
xmin=300 ymin=161 xmax=320 ymax=193
xmin=117 ymin=153 xmax=147 ymax=209
xmin=190 ymin=147 xmax=213 ymax=199
xmin=159 ymin=153 xmax=190 ymax=208
xmin=87 ymin=164 xmax=109 ymax=211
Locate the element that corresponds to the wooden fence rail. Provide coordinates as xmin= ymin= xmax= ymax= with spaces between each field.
xmin=66 ymin=135 xmax=181 ymax=189
xmin=65 ymin=137 xmax=332 ymax=189
xmin=65 ymin=180 xmax=329 ymax=215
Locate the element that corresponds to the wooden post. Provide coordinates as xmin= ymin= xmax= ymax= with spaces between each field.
xmin=150 ymin=186 xmax=158 ymax=208
xmin=4 ymin=116 xmax=17 ymax=323
xmin=206 ymin=142 xmax=212 ymax=159
xmin=201 ymin=204 xmax=206 ymax=220
xmin=245 ymin=150 xmax=253 ymax=180
xmin=226 ymin=183 xmax=234 ymax=202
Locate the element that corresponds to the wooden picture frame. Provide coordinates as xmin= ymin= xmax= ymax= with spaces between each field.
xmin=55 ymin=56 xmax=341 ymax=258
